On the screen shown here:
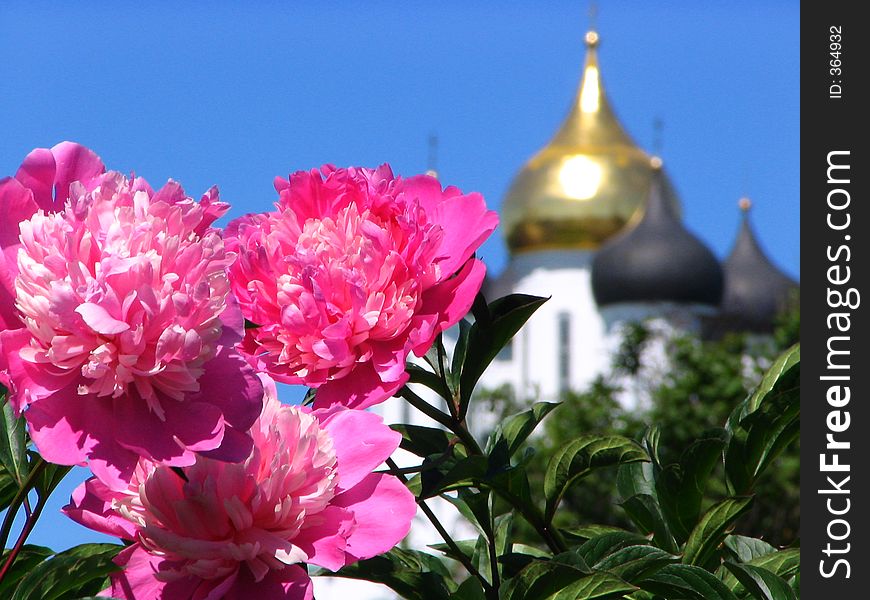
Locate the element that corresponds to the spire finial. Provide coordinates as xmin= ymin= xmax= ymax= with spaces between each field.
xmin=585 ymin=2 xmax=599 ymax=46
xmin=425 ymin=133 xmax=439 ymax=179
xmin=652 ymin=117 xmax=664 ymax=155
xmin=738 ymin=197 xmax=752 ymax=213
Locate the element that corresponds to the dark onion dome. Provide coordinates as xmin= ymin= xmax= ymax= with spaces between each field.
xmin=591 ymin=161 xmax=724 ymax=307
xmin=720 ymin=198 xmax=798 ymax=330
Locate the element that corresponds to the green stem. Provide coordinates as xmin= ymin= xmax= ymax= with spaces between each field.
xmin=487 ymin=495 xmax=501 ymax=592
xmin=399 ymin=386 xmax=453 ymax=428
xmin=0 ymin=485 xmax=50 ymax=584
xmin=0 ymin=458 xmax=48 ymax=551
xmin=387 ymin=458 xmax=494 ymax=597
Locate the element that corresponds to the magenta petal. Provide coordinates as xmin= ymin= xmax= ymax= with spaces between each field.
xmin=63 ymin=477 xmax=138 ymax=540
xmin=107 ymin=546 xmax=200 ymax=600
xmin=75 ymin=302 xmax=130 ymax=334
xmin=332 ymin=473 xmax=416 ymax=563
xmin=13 ymin=147 xmax=56 ymax=210
xmin=196 ymin=425 xmax=253 ymax=463
xmin=412 ymin=258 xmax=487 ymax=356
xmin=1 ymin=329 xmax=78 ymax=410
xmin=223 ymin=565 xmax=312 ymax=600
xmin=48 ymin=141 xmax=105 ymax=208
xmin=316 ymin=407 xmax=400 ymax=491
xmin=313 ymin=360 xmax=408 ymax=411
xmin=0 ymin=176 xmax=37 ymax=250
xmin=114 ymin=396 xmax=222 ymax=462
xmin=427 ymin=191 xmax=499 ymax=279
xmin=24 ymin=388 xmax=98 ymax=467
xmin=192 ymin=346 xmax=263 ymax=433
xmin=293 ymin=505 xmax=354 ymax=571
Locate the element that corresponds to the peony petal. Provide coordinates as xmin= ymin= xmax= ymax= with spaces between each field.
xmin=48 ymin=141 xmax=106 ymax=208
xmin=75 ymin=303 xmax=131 ymax=335
xmin=13 ymin=147 xmax=56 ymax=211
xmin=223 ymin=565 xmax=312 ymax=600
xmin=331 ymin=473 xmax=416 ymax=563
xmin=192 ymin=346 xmax=263 ymax=433
xmin=107 ymin=545 xmax=201 ymax=600
xmin=313 ymin=360 xmax=408 ymax=411
xmin=291 ymin=505 xmax=354 ymax=571
xmin=63 ymin=477 xmax=139 ymax=540
xmin=1 ymin=328 xmax=78 ymax=411
xmin=24 ymin=386 xmax=101 ymax=468
xmin=316 ymin=407 xmax=401 ymax=491
xmin=425 ymin=190 xmax=498 ymax=280
xmin=114 ymin=396 xmax=223 ymax=463
xmin=412 ymin=258 xmax=487 ymax=356
xmin=0 ymin=176 xmax=38 ymax=250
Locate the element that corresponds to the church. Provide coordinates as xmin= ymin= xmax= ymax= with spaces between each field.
xmin=477 ymin=27 xmax=797 ymax=407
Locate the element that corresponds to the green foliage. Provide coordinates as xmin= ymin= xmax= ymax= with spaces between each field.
xmin=314 ymin=548 xmax=458 ymax=599
xmin=342 ymin=293 xmax=802 ymax=600
xmin=6 ymin=543 xmax=123 ymax=600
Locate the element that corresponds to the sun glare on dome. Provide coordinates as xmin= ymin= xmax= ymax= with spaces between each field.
xmin=559 ymin=155 xmax=603 ymax=200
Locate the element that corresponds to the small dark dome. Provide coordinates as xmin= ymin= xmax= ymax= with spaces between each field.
xmin=591 ymin=167 xmax=724 ymax=307
xmin=720 ymin=202 xmax=798 ymax=330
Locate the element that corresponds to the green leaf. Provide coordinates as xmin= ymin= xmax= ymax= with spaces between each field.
xmin=638 ymin=564 xmax=739 ymax=600
xmin=499 ymin=559 xmax=593 ymax=600
xmin=543 ymin=572 xmax=639 ymax=600
xmin=561 ymin=525 xmax=637 ymax=544
xmin=0 ymin=545 xmax=54 ymax=598
xmin=0 ymin=469 xmax=19 ymax=510
xmin=723 ymin=563 xmax=798 ymax=600
xmin=544 ymin=435 xmax=648 ymax=522
xmin=0 ymin=398 xmax=28 ymax=486
xmin=391 ymin=424 xmax=453 ymax=458
xmin=747 ymin=549 xmax=800 ymax=580
xmin=421 ymin=455 xmax=487 ymax=498
xmin=725 ymin=345 xmax=800 ymax=494
xmin=683 ymin=497 xmax=753 ymax=568
xmin=498 ymin=545 xmax=553 ymax=578
xmin=450 ymin=318 xmax=473 ymax=392
xmin=723 ymin=535 xmax=777 ymax=563
xmin=460 ymin=294 xmax=548 ymax=415
xmin=719 ymin=549 xmax=800 ymax=592
xmin=656 ymin=429 xmax=727 ymax=544
xmin=472 ymin=535 xmax=492 ymax=584
xmin=742 ymin=345 xmax=801 ymax=417
xmin=488 ymin=402 xmax=560 ymax=465
xmin=495 ymin=512 xmax=514 ymax=557
xmin=428 ymin=539 xmax=478 ymax=565
xmin=591 ymin=545 xmax=679 ymax=584
xmin=33 ymin=461 xmax=73 ymax=499
xmin=455 ymin=576 xmax=488 ymax=600
xmin=577 ymin=532 xmax=651 ymax=567
xmin=618 ymin=494 xmax=678 ymax=554
xmin=406 ymin=363 xmax=452 ymax=401
xmin=9 ymin=543 xmax=123 ymax=600
xmin=442 ymin=489 xmax=493 ymax=539
xmin=321 ymin=548 xmax=456 ymax=600
xmin=486 ymin=464 xmax=534 ymax=513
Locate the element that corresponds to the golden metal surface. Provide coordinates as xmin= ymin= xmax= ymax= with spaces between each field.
xmin=502 ymin=30 xmax=681 ymax=253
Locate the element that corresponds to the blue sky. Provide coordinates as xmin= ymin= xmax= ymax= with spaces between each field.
xmin=1 ymin=1 xmax=798 ymax=549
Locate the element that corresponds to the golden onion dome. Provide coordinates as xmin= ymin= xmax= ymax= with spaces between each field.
xmin=502 ymin=30 xmax=681 ymax=253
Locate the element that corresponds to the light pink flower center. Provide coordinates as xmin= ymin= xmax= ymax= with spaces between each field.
xmin=115 ymin=405 xmax=338 ymax=583
xmin=249 ymin=199 xmax=443 ymax=384
xmin=14 ymin=174 xmax=230 ymax=413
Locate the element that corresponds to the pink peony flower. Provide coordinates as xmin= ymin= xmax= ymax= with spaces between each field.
xmin=227 ymin=165 xmax=498 ymax=409
xmin=0 ymin=142 xmax=262 ymax=489
xmin=64 ymin=377 xmax=416 ymax=600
